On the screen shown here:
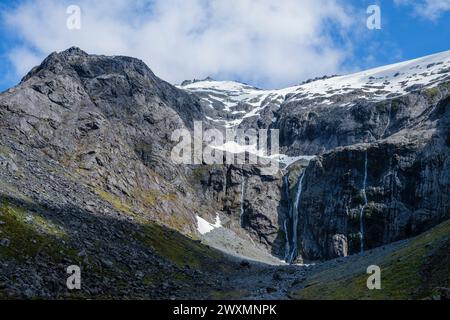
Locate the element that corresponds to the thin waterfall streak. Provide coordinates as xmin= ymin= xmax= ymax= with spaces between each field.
xmin=282 ymin=174 xmax=290 ymax=261
xmin=240 ymin=178 xmax=246 ymax=227
xmin=382 ymin=101 xmax=392 ymax=138
xmin=283 ymin=220 xmax=290 ymax=260
xmin=360 ymin=151 xmax=368 ymax=253
xmin=288 ymin=171 xmax=305 ymax=263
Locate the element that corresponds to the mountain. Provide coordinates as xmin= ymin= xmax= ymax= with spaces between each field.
xmin=180 ymin=50 xmax=450 ymax=262
xmin=0 ymin=47 xmax=449 ymax=299
xmin=180 ymin=51 xmax=450 ymax=136
xmin=0 ymin=47 xmax=232 ymax=299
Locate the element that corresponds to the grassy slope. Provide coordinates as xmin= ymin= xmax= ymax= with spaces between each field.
xmin=0 ymin=200 xmax=80 ymax=264
xmin=0 ymin=194 xmax=232 ymax=299
xmin=292 ymin=219 xmax=450 ymax=300
xmin=94 ymin=188 xmax=229 ymax=271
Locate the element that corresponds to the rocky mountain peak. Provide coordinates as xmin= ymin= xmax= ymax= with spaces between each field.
xmin=61 ymin=46 xmax=89 ymax=56
xmin=14 ymin=48 xmax=205 ymax=126
xmin=22 ymin=47 xmax=157 ymax=83
xmin=180 ymin=76 xmax=215 ymax=86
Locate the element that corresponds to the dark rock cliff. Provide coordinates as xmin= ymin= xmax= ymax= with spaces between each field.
xmin=288 ymin=88 xmax=450 ymax=260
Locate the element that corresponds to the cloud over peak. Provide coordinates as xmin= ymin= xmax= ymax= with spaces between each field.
xmin=2 ymin=0 xmax=356 ymax=88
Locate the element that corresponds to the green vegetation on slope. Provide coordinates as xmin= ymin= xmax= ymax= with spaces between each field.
xmin=293 ymin=219 xmax=450 ymax=300
xmin=138 ymin=221 xmax=227 ymax=271
xmin=0 ymin=199 xmax=80 ymax=264
xmin=0 ymin=194 xmax=232 ymax=299
xmin=94 ymin=187 xmax=228 ymax=271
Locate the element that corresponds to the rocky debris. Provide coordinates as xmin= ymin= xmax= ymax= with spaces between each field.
xmin=0 ymin=155 xmax=18 ymax=173
xmin=0 ymin=238 xmax=10 ymax=247
xmin=201 ymin=223 xmax=284 ymax=265
xmin=266 ymin=287 xmax=277 ymax=293
xmin=436 ymin=287 xmax=450 ymax=300
xmin=330 ymin=234 xmax=348 ymax=258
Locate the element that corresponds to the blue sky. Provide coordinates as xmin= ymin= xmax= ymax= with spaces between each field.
xmin=1 ymin=0 xmax=450 ymax=91
xmin=350 ymin=0 xmax=450 ymax=67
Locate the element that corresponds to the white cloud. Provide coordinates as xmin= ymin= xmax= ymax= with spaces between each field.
xmin=394 ymin=0 xmax=450 ymax=20
xmin=6 ymin=48 xmax=43 ymax=80
xmin=2 ymin=0 xmax=357 ymax=88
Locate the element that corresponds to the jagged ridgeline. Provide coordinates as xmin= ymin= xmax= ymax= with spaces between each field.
xmin=0 ymin=47 xmax=449 ymax=299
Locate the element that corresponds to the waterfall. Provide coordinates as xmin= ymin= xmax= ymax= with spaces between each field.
xmin=240 ymin=179 xmax=246 ymax=227
xmin=282 ymin=174 xmax=291 ymax=260
xmin=288 ymin=172 xmax=305 ymax=263
xmin=382 ymin=101 xmax=392 ymax=138
xmin=282 ymin=170 xmax=305 ymax=264
xmin=359 ymin=151 xmax=368 ymax=253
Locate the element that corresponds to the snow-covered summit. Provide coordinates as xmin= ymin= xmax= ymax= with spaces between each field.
xmin=290 ymin=49 xmax=450 ymax=102
xmin=179 ymin=50 xmax=450 ymax=128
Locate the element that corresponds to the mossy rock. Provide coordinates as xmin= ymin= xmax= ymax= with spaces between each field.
xmin=425 ymin=87 xmax=440 ymax=100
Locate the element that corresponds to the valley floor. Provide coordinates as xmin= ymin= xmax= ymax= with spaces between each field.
xmin=208 ymin=219 xmax=450 ymax=300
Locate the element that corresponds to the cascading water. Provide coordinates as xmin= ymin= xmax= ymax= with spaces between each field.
xmin=240 ymin=179 xmax=246 ymax=227
xmin=359 ymin=151 xmax=368 ymax=253
xmin=288 ymin=172 xmax=305 ymax=263
xmin=282 ymin=170 xmax=305 ymax=264
xmin=282 ymin=174 xmax=291 ymax=260
xmin=382 ymin=101 xmax=392 ymax=138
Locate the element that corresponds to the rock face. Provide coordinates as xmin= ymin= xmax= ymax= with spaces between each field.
xmin=0 ymin=48 xmax=236 ymax=299
xmin=181 ymin=50 xmax=450 ymax=261
xmin=300 ymin=132 xmax=450 ymax=260
xmin=0 ymin=47 xmax=216 ymax=236
xmin=192 ymin=164 xmax=285 ymax=252
xmin=283 ymin=86 xmax=450 ymax=260
xmin=1 ymin=46 xmax=449 ymax=274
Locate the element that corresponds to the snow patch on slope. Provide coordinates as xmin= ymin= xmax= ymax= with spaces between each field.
xmin=211 ymin=141 xmax=315 ymax=171
xmin=196 ymin=214 xmax=222 ymax=235
xmin=285 ymin=50 xmax=450 ymax=102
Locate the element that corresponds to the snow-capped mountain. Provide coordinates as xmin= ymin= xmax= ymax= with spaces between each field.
xmin=179 ymin=50 xmax=450 ymax=129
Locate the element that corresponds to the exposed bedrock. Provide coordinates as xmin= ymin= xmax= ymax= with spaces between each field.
xmin=297 ymin=98 xmax=450 ymax=260
xmin=275 ymin=86 xmax=450 ymax=155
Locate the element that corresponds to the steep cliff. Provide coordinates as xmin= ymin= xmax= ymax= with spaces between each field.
xmin=181 ymin=51 xmax=450 ymax=262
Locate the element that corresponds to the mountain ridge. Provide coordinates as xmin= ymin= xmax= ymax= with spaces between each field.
xmin=179 ymin=49 xmax=450 ymax=131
